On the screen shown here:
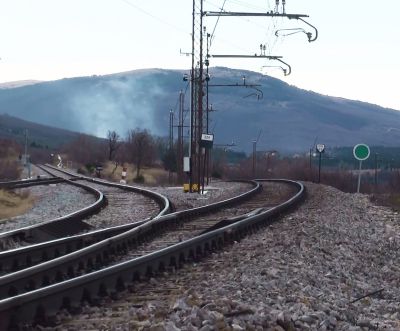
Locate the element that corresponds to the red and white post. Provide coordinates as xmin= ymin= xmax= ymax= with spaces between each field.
xmin=120 ymin=166 xmax=127 ymax=184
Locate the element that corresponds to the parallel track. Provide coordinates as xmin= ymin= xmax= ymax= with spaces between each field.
xmin=0 ymin=179 xmax=305 ymax=330
xmin=0 ymin=165 xmax=171 ymax=273
xmin=0 ymin=172 xmax=105 ymax=247
xmin=38 ymin=165 xmax=166 ymax=230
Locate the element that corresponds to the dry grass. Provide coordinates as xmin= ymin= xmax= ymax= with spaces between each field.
xmin=0 ymin=189 xmax=35 ymax=220
xmin=101 ymin=162 xmax=169 ymax=185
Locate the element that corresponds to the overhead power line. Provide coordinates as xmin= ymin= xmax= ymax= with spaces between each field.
xmin=119 ymin=0 xmax=189 ymax=36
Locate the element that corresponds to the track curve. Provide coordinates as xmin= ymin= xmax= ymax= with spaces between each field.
xmin=0 ymin=179 xmax=305 ymax=330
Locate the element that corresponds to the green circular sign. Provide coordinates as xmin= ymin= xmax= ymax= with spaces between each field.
xmin=353 ymin=144 xmax=370 ymax=161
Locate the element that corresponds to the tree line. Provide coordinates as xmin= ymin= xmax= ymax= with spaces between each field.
xmin=61 ymin=128 xmax=174 ymax=181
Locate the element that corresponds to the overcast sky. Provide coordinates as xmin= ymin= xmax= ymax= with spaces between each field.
xmin=1 ymin=0 xmax=399 ymax=110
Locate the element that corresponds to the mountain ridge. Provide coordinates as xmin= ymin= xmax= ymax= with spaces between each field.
xmin=0 ymin=67 xmax=399 ymax=153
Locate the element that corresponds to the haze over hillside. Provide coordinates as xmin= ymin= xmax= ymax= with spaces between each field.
xmin=0 ymin=113 xmax=82 ymax=149
xmin=1 ymin=67 xmax=400 ymax=153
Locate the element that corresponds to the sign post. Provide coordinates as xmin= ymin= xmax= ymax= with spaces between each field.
xmin=353 ymin=144 xmax=370 ymax=193
xmin=316 ymin=144 xmax=325 ymax=183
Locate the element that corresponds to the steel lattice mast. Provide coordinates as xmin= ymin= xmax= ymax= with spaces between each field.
xmin=189 ymin=0 xmax=205 ymax=192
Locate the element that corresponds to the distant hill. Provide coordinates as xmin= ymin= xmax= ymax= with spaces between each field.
xmin=1 ymin=67 xmax=400 ymax=153
xmin=0 ymin=114 xmax=81 ymax=149
xmin=0 ymin=80 xmax=42 ymax=89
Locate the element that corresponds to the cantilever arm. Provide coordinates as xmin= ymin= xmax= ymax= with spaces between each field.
xmin=244 ymin=86 xmax=263 ymax=100
xmin=261 ymin=65 xmax=288 ymax=76
xmin=275 ymin=58 xmax=291 ymax=76
xmin=297 ymin=17 xmax=318 ymax=42
xmin=276 ymin=18 xmax=318 ymax=42
xmin=275 ymin=28 xmax=307 ymax=37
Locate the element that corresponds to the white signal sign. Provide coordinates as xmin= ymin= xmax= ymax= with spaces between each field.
xmin=201 ymin=134 xmax=214 ymax=142
xmin=316 ymin=144 xmax=325 ymax=153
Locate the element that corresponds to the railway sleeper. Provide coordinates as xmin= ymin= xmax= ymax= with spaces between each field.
xmin=1 ymin=189 xmax=260 ymax=298
xmin=3 ymin=180 xmax=301 ymax=329
xmin=3 ymin=235 xmax=250 ymax=329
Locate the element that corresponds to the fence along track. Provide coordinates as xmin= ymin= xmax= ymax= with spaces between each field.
xmin=0 ymin=165 xmax=171 ymax=274
xmin=0 ymin=179 xmax=304 ymax=330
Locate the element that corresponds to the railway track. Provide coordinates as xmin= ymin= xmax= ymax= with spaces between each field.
xmin=0 ymin=165 xmax=171 ymax=272
xmin=0 ymin=171 xmax=105 ymax=248
xmin=0 ymin=164 xmax=169 ymax=245
xmin=0 ymin=179 xmax=305 ymax=330
xmin=38 ymin=165 xmax=166 ymax=229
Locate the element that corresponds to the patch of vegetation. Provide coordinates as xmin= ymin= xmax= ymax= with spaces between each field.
xmin=0 ymin=189 xmax=35 ymax=220
xmin=133 ymin=174 xmax=145 ymax=183
xmin=0 ymin=139 xmax=22 ymax=180
xmin=370 ymin=194 xmax=400 ymax=212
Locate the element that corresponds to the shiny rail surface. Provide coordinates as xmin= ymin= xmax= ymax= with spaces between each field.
xmin=39 ymin=164 xmax=171 ymax=218
xmin=0 ymin=180 xmax=260 ymax=300
xmin=0 ymin=165 xmax=171 ymax=272
xmin=0 ymin=179 xmax=304 ymax=330
xmin=0 ymin=176 xmax=105 ymax=244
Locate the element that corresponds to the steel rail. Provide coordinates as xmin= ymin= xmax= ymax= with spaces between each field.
xmin=40 ymin=164 xmax=171 ymax=218
xmin=0 ymin=179 xmax=303 ymax=329
xmin=0 ymin=177 xmax=63 ymax=189
xmin=0 ymin=165 xmax=171 ymax=272
xmin=0 ymin=180 xmax=259 ymax=301
xmin=0 ymin=181 xmax=261 ymax=299
xmin=0 ymin=179 xmax=106 ymax=243
xmin=0 ymin=220 xmax=147 ymax=274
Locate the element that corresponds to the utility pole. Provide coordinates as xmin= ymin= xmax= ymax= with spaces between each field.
xmin=205 ymin=32 xmax=210 ymax=186
xmin=177 ymin=91 xmax=184 ymax=183
xmin=187 ymin=1 xmax=317 ymax=189
xmin=374 ymin=153 xmax=379 ymax=187
xmin=188 ymin=0 xmax=203 ymax=193
xmin=252 ymin=130 xmax=262 ymax=178
xmin=169 ymin=110 xmax=174 ymax=184
xmin=318 ymin=151 xmax=322 ymax=183
xmin=24 ymin=129 xmax=28 ymax=165
xmin=252 ymin=140 xmax=257 ymax=178
xmin=24 ymin=129 xmax=31 ymax=178
xmin=316 ymin=144 xmax=325 ymax=184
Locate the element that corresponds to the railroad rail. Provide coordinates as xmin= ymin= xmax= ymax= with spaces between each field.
xmin=2 ymin=163 xmax=169 ymax=242
xmin=38 ymin=164 xmax=171 ymax=221
xmin=0 ymin=179 xmax=259 ymax=300
xmin=0 ymin=177 xmax=63 ymax=189
xmin=0 ymin=164 xmax=171 ymax=270
xmin=0 ymin=176 xmax=105 ymax=244
xmin=0 ymin=179 xmax=304 ymax=330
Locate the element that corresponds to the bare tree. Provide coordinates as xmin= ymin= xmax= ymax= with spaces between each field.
xmin=107 ymin=130 xmax=120 ymax=161
xmin=127 ymin=128 xmax=155 ymax=179
xmin=62 ymin=134 xmax=106 ymax=166
xmin=0 ymin=139 xmax=22 ymax=180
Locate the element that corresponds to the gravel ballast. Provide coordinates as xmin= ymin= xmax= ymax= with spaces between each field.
xmin=54 ymin=182 xmax=400 ymax=330
xmin=152 ymin=181 xmax=255 ymax=211
xmin=0 ymin=183 xmax=96 ymax=233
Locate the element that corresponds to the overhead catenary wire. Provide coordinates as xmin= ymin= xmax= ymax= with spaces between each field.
xmin=119 ymin=0 xmax=190 ymax=36
xmin=205 ymin=0 xmax=287 ymax=59
xmin=209 ymin=0 xmax=228 ymax=48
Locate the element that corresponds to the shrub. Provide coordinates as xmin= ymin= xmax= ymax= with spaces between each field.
xmin=0 ymin=160 xmax=21 ymax=180
xmin=211 ymin=170 xmax=222 ymax=179
xmin=76 ymin=167 xmax=88 ymax=175
xmin=133 ymin=174 xmax=145 ymax=183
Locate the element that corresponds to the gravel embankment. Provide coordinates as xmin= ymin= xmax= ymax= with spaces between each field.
xmin=0 ymin=183 xmax=97 ymax=233
xmin=152 ymin=180 xmax=255 ymax=211
xmin=55 ymin=182 xmax=400 ymax=331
